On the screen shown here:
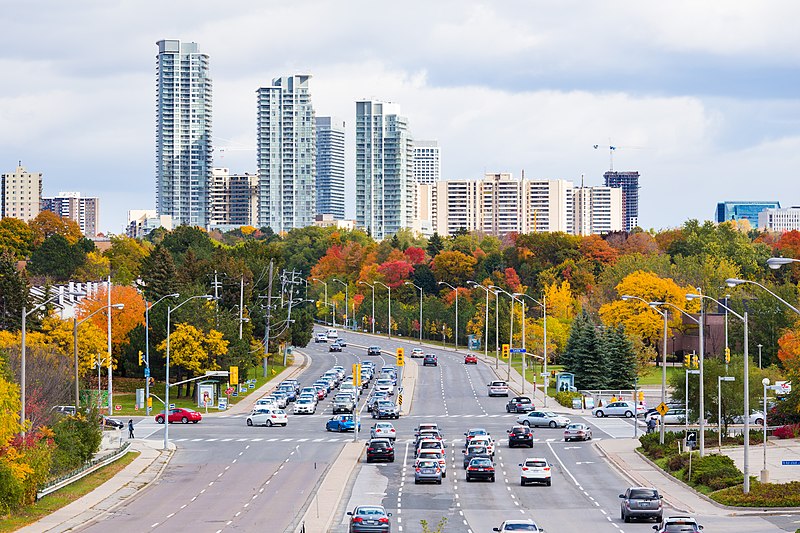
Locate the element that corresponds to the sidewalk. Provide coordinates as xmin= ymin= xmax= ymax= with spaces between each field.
xmin=721 ymin=437 xmax=800 ymax=485
xmin=20 ymin=439 xmax=174 ymax=533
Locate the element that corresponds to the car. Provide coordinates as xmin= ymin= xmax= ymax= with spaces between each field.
xmin=732 ymin=411 xmax=766 ymax=426
xmin=326 ymin=328 xmax=339 ymax=340
xmin=297 ymin=393 xmax=317 ymax=405
xmin=507 ymin=425 xmax=534 ymax=447
xmin=619 ymin=486 xmax=664 ymax=523
xmin=347 ymin=505 xmax=392 ymax=533
xmin=155 ymin=408 xmax=202 ymax=424
xmin=488 ymin=380 xmax=510 ymax=397
xmin=416 ymin=451 xmax=448 ymax=478
xmin=516 ymin=411 xmax=571 ymax=428
xmin=277 ymin=385 xmax=297 ymax=402
xmin=464 ymin=428 xmax=489 ymax=446
xmin=326 ymin=414 xmax=360 ymax=432
xmin=423 ymin=353 xmax=438 ymax=366
xmin=415 ymin=428 xmax=444 ymax=445
xmin=367 ymin=391 xmax=391 ymax=412
xmin=336 ymin=339 xmax=348 ymax=347
xmin=282 ymin=379 xmax=300 ymax=392
xmin=370 ymin=422 xmax=397 ymax=442
xmin=411 ymin=347 xmax=425 ymax=358
xmin=367 ymin=346 xmax=382 ymax=356
xmin=246 ymin=408 xmax=288 ymax=427
xmin=361 ymin=361 xmax=375 ymax=370
xmin=519 ymin=457 xmax=551 ymax=486
xmin=594 ymin=401 xmax=646 ymax=418
xmin=653 ymin=515 xmax=704 ymax=532
xmin=333 ymin=396 xmax=355 ymax=414
xmin=312 ymin=384 xmax=328 ymax=400
xmin=373 ymin=400 xmax=400 ymax=419
xmin=329 ymin=342 xmax=343 ymax=352
xmin=463 ymin=444 xmax=492 ymax=468
xmin=469 ymin=435 xmax=495 ymax=456
xmin=255 ymin=397 xmax=279 ymax=409
xmin=366 ymin=438 xmax=395 ymax=462
xmin=493 ymin=519 xmax=545 ymax=532
xmin=270 ymin=392 xmax=289 ymax=409
xmin=464 ymin=354 xmax=478 ymax=364
xmin=315 ymin=332 xmax=328 ymax=343
xmin=465 ymin=457 xmax=495 ymax=482
xmin=375 ymin=379 xmax=394 ymax=395
xmin=506 ymin=396 xmax=534 ymax=413
xmin=51 ymin=405 xmax=77 ymax=416
xmin=293 ymin=398 xmax=316 ymax=414
xmin=564 ymin=423 xmax=592 ymax=441
xmin=647 ymin=408 xmax=687 ymax=425
xmin=300 ymin=386 xmax=319 ymax=398
xmin=340 ymin=383 xmax=361 ymax=399
xmin=416 ymin=438 xmax=446 ymax=457
xmin=414 ymin=459 xmax=443 ymax=484
xmin=100 ymin=416 xmax=124 ymax=429
xmin=416 ymin=422 xmax=441 ymax=435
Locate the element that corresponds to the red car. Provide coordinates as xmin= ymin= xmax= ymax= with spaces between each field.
xmin=464 ymin=354 xmax=478 ymax=364
xmin=155 ymin=408 xmax=202 ymax=424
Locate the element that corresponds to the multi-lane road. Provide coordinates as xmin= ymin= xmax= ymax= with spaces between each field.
xmin=78 ymin=329 xmax=793 ymax=532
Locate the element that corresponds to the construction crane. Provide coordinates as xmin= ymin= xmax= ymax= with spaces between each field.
xmin=592 ymin=143 xmax=645 ymax=171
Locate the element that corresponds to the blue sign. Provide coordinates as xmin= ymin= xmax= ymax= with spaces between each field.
xmin=782 ymin=460 xmax=800 ymax=466
xmin=144 ymin=368 xmax=150 ymax=378
xmin=510 ymin=348 xmax=527 ymax=353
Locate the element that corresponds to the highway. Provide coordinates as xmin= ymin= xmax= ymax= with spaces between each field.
xmin=77 ymin=328 xmax=792 ymax=532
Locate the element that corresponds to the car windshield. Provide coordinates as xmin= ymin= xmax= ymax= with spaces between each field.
xmin=418 ymin=460 xmax=437 ymax=467
xmin=511 ymin=427 xmax=527 ymax=434
xmin=544 ymin=412 xmax=558 ymax=417
xmin=629 ymin=489 xmax=659 ymax=499
xmin=567 ymin=424 xmax=582 ymax=430
xmin=470 ymin=458 xmax=492 ymax=466
xmin=468 ymin=446 xmax=487 ymax=454
xmin=517 ymin=398 xmax=531 ymax=403
xmin=420 ymin=452 xmax=442 ymax=459
xmin=503 ymin=524 xmax=538 ymax=531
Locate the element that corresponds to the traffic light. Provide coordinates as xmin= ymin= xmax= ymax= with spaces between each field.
xmin=352 ymin=364 xmax=361 ymax=387
xmin=684 ymin=354 xmax=691 ymax=368
xmin=138 ymin=351 xmax=143 ymax=366
xmin=638 ymin=390 xmax=645 ymax=402
xmin=396 ymin=348 xmax=405 ymax=367
xmin=724 ymin=347 xmax=731 ymax=364
xmin=501 ymin=344 xmax=510 ymax=359
xmin=230 ymin=366 xmax=239 ymax=385
xmin=692 ymin=354 xmax=699 ymax=369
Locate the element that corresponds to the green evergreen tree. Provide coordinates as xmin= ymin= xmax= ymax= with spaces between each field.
xmin=140 ymin=245 xmax=178 ymax=301
xmin=602 ymin=324 xmax=637 ymax=389
xmin=564 ymin=309 xmax=607 ymax=390
xmin=0 ymin=251 xmax=29 ymax=331
xmin=427 ymin=232 xmax=444 ymax=258
xmin=27 ymin=234 xmax=86 ymax=281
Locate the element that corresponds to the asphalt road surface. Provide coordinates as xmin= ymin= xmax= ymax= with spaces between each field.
xmin=77 ymin=328 xmax=793 ymax=532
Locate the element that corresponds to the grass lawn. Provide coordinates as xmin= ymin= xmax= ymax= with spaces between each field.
xmin=637 ymin=364 xmax=682 ymax=386
xmin=91 ymin=359 xmax=291 ymax=417
xmin=0 ymin=451 xmax=140 ymax=532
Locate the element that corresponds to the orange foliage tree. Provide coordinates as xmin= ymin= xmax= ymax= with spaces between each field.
xmin=778 ymin=324 xmax=800 ymax=372
xmin=77 ymin=286 xmax=145 ymax=368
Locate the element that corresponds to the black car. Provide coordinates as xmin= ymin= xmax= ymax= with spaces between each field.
xmin=506 ymin=396 xmax=534 ymax=413
xmin=465 ymin=457 xmax=495 ymax=482
xmin=367 ymin=346 xmax=382 ymax=356
xmin=463 ymin=445 xmax=492 ymax=468
xmin=101 ymin=416 xmax=124 ymax=429
xmin=507 ymin=426 xmax=534 ymax=447
xmin=329 ymin=342 xmax=343 ymax=352
xmin=366 ymin=439 xmax=395 ymax=462
xmin=423 ymin=354 xmax=438 ymax=366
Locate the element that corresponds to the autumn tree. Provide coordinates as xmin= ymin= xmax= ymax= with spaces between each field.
xmin=157 ymin=323 xmax=228 ymax=397
xmin=377 ymin=260 xmax=414 ymax=289
xmin=74 ymin=251 xmax=110 ymax=282
xmin=29 ymin=210 xmax=82 ymax=246
xmin=0 ymin=218 xmax=35 ymax=259
xmin=580 ymin=234 xmax=619 ymax=275
xmin=431 ymin=250 xmax=476 ymax=286
xmin=77 ymin=286 xmax=146 ymax=368
xmin=105 ymin=235 xmax=150 ymax=285
xmin=0 ymin=252 xmax=29 ymax=331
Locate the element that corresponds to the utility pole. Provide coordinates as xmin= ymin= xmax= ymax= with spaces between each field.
xmin=239 ymin=276 xmax=245 ymax=340
xmin=263 ymin=260 xmax=274 ymax=378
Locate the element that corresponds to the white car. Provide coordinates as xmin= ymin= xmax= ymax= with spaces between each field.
xmin=592 ymin=401 xmax=645 ymax=418
xmin=370 ymin=422 xmax=397 ymax=442
xmin=647 ymin=408 xmax=687 ymax=425
xmin=732 ymin=411 xmax=766 ymax=425
xmin=255 ymin=397 xmax=278 ymax=409
xmin=315 ymin=332 xmax=328 ymax=343
xmin=293 ymin=398 xmax=316 ymax=414
xmin=469 ymin=436 xmax=495 ymax=456
xmin=516 ymin=411 xmax=571 ymax=428
xmin=416 ymin=451 xmax=448 ymax=478
xmin=416 ymin=438 xmax=446 ymax=457
xmin=519 ymin=457 xmax=552 ymax=486
xmin=488 ymin=380 xmax=510 ymax=397
xmin=326 ymin=328 xmax=339 ymax=340
xmin=246 ymin=408 xmax=288 ymax=427
xmin=493 ymin=519 xmax=545 ymax=532
xmin=411 ymin=347 xmax=425 ymax=358
xmin=375 ymin=379 xmax=394 ymax=395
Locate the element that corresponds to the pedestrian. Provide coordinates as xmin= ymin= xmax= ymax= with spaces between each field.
xmin=128 ymin=419 xmax=135 ymax=439
xmin=647 ymin=417 xmax=657 ymax=434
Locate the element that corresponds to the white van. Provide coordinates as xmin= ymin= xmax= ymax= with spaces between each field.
xmin=326 ymin=328 xmax=339 ymax=340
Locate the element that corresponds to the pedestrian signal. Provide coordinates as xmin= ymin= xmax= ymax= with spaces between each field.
xmin=501 ymin=344 xmax=510 ymax=359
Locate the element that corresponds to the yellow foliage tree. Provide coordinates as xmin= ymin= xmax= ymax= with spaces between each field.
xmin=598 ymin=270 xmax=696 ymax=346
xmin=40 ymin=315 xmax=108 ymax=374
xmin=0 ymin=376 xmax=23 ymax=447
xmin=543 ymin=280 xmax=577 ymax=320
xmin=78 ymin=285 xmax=146 ymax=369
xmin=74 ymin=251 xmax=110 ymax=282
xmin=157 ymin=323 xmax=228 ymax=376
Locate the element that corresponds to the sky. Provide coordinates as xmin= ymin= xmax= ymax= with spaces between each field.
xmin=2 ymin=1 xmax=800 ymax=235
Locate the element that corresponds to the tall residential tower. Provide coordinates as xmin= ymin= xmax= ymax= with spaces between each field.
xmin=155 ymin=40 xmax=213 ymax=228
xmin=315 ymin=116 xmax=345 ymax=220
xmin=603 ymin=170 xmax=639 ymax=231
xmin=413 ymin=140 xmax=441 ymax=185
xmin=1 ymin=164 xmax=42 ymax=222
xmin=256 ymin=75 xmax=316 ymax=233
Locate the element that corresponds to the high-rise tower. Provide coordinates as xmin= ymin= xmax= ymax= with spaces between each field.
xmin=315 ymin=117 xmax=345 ymax=220
xmin=256 ymin=75 xmax=316 ymax=233
xmin=155 ymin=40 xmax=213 ymax=228
xmin=413 ymin=140 xmax=441 ymax=185
xmin=603 ymin=170 xmax=640 ymax=231
xmin=355 ymin=100 xmax=414 ymax=240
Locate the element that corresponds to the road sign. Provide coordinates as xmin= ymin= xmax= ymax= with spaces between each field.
xmin=782 ymin=460 xmax=800 ymax=466
xmin=510 ymin=348 xmax=526 ymax=353
xmin=398 ymin=394 xmax=403 ymax=406
xmin=540 ymin=372 xmax=549 ymax=377
xmin=115 ymin=405 xmax=122 ymax=411
xmin=169 ymin=403 xmax=175 ymax=409
xmin=656 ymin=402 xmax=669 ymax=416
xmin=144 ymin=367 xmax=150 ymax=378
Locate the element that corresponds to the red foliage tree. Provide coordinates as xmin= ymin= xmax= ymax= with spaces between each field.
xmin=377 ymin=260 xmax=414 ymax=289
xmin=404 ymin=246 xmax=426 ymax=265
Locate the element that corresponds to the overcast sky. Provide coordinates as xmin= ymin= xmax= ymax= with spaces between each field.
xmin=2 ymin=1 xmax=799 ymax=235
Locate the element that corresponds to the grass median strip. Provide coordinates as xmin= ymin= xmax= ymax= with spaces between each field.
xmin=0 ymin=451 xmax=140 ymax=532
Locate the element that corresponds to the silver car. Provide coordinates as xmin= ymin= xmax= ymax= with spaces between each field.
xmin=619 ymin=486 xmax=663 ymax=523
xmin=516 ymin=411 xmax=571 ymax=428
xmin=564 ymin=423 xmax=592 ymax=441
xmin=414 ymin=459 xmax=443 ymax=484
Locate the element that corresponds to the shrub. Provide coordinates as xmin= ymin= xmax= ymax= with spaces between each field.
xmin=713 ymin=480 xmax=800 ymax=507
xmin=555 ymin=391 xmax=583 ymax=408
xmin=774 ymin=424 xmax=800 ymax=439
xmin=51 ymin=411 xmax=102 ymax=475
xmin=690 ymin=454 xmax=742 ymax=489
xmin=666 ymin=452 xmax=690 ymax=472
xmin=639 ymin=431 xmax=681 ymax=459
xmin=0 ymin=462 xmax=24 ymax=515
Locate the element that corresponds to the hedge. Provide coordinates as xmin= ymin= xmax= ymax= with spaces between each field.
xmin=713 ymin=480 xmax=800 ymax=507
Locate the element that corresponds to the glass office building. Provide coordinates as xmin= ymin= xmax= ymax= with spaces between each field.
xmin=716 ymin=201 xmax=781 ymax=226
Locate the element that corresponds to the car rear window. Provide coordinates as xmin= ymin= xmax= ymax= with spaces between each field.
xmin=504 ymin=525 xmax=538 ymax=531
xmin=526 ymin=460 xmax=547 ymax=467
xmin=629 ymin=489 xmax=659 ymax=499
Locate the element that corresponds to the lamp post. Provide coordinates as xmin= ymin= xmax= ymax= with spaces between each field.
xmin=515 ymin=293 xmax=547 ymax=405
xmin=718 ymin=376 xmax=735 ymax=449
xmin=622 ymin=295 xmax=668 ymax=445
xmin=757 ymin=344 xmax=763 ymax=369
xmin=726 ymin=276 xmax=800 ymax=316
xmin=490 ymin=286 xmax=517 ymax=381
xmin=684 ymin=290 xmax=708 ymax=458
xmin=332 ymin=278 xmax=348 ymax=330
xmin=144 ymin=293 xmax=179 ymax=415
xmin=164 ymin=295 xmax=213 ymax=451
xmin=405 ymin=282 xmax=423 ymax=343
xmin=73 ymin=303 xmax=125 ymax=412
xmin=467 ymin=281 xmax=490 ymax=361
xmin=438 ymin=282 xmax=459 ymax=350
xmin=762 ymin=377 xmax=771 ymax=483
xmin=767 ymin=257 xmax=800 ymax=270
xmin=312 ymin=278 xmax=328 ymax=324
xmin=686 ymin=368 xmax=700 ymax=436
xmin=374 ymin=281 xmax=391 ymax=339
xmin=358 ymin=281 xmax=375 ymax=334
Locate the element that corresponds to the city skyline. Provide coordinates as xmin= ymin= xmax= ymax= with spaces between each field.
xmin=2 ymin=2 xmax=800 ymax=234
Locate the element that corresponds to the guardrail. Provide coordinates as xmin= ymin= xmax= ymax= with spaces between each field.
xmin=37 ymin=441 xmax=131 ymax=500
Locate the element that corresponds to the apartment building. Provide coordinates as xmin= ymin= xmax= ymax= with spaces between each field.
xmin=758 ymin=206 xmax=800 ymax=232
xmin=208 ymin=168 xmax=258 ymax=229
xmin=41 ymin=192 xmax=100 ymax=236
xmin=316 ymin=116 xmax=345 ymax=220
xmin=1 ymin=164 xmax=42 ymax=222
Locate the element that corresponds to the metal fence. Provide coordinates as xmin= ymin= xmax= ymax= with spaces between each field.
xmin=37 ymin=441 xmax=131 ymax=500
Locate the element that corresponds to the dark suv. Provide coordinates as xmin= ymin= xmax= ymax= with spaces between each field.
xmin=507 ymin=425 xmax=534 ymax=447
xmin=423 ymin=354 xmax=437 ymax=366
xmin=367 ymin=346 xmax=382 ymax=356
xmin=366 ymin=439 xmax=395 ymax=462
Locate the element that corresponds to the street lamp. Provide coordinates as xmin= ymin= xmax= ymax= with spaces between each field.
xmin=623 ymin=295 xmax=669 ymax=445
xmin=438 ymin=281 xmax=459 ymax=350
xmin=73 ymin=303 xmax=125 ymax=412
xmin=332 ymin=279 xmax=348 ymax=331
xmin=757 ymin=344 xmax=763 ymax=369
xmin=489 ymin=286 xmax=518 ymax=381
xmin=467 ymin=281 xmax=490 ymax=362
xmin=762 ymin=377 xmax=772 ymax=483
xmin=164 ymin=295 xmax=213 ymax=451
xmin=312 ymin=278 xmax=328 ymax=324
xmin=725 ymin=277 xmax=800 ymax=316
xmin=357 ymin=281 xmax=375 ymax=334
xmin=515 ymin=293 xmax=547 ymax=405
xmin=718 ymin=376 xmax=735 ymax=449
xmin=374 ymin=281 xmax=391 ymax=339
xmin=144 ymin=293 xmax=179 ymax=415
xmin=684 ymin=290 xmax=709 ymax=459
xmin=767 ymin=257 xmax=800 ymax=269
xmin=405 ymin=282 xmax=423 ymax=343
